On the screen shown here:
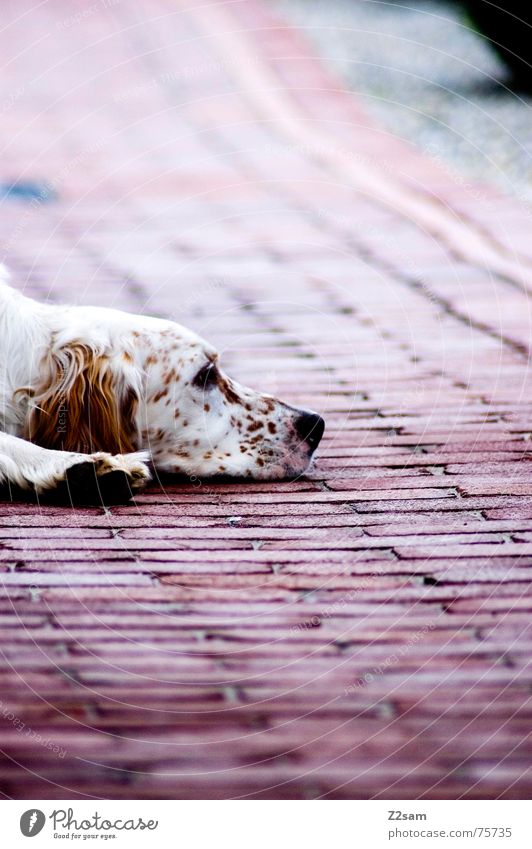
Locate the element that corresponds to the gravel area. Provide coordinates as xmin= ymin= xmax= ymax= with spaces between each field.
xmin=274 ymin=0 xmax=532 ymax=198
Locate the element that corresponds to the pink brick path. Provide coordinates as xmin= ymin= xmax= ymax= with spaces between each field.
xmin=0 ymin=0 xmax=531 ymax=799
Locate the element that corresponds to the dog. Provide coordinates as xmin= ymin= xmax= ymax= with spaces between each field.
xmin=0 ymin=269 xmax=324 ymax=502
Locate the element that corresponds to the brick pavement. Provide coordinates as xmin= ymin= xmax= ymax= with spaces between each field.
xmin=0 ymin=0 xmax=531 ymax=799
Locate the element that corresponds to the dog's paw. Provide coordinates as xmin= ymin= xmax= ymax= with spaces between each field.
xmin=41 ymin=451 xmax=151 ymax=505
xmin=90 ymin=451 xmax=151 ymax=491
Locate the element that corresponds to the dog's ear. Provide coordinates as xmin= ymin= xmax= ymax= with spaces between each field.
xmin=24 ymin=343 xmax=140 ymax=454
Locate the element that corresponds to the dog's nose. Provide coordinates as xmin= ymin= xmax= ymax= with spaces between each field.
xmin=295 ymin=410 xmax=325 ymax=451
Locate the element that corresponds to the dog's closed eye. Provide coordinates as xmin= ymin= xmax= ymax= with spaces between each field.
xmin=193 ymin=362 xmax=218 ymax=390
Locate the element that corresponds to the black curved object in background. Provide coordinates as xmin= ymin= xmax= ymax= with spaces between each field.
xmin=460 ymin=1 xmax=532 ymax=88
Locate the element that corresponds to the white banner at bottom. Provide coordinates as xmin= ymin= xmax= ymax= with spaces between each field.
xmin=3 ymin=799 xmax=530 ymax=848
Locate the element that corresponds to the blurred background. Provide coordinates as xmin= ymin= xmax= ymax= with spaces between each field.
xmin=276 ymin=0 xmax=532 ymax=198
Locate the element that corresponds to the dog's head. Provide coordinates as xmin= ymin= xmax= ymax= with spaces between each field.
xmin=26 ymin=315 xmax=324 ymax=480
xmin=136 ymin=322 xmax=325 ymax=479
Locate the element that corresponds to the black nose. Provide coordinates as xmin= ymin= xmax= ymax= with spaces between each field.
xmin=295 ymin=410 xmax=325 ymax=451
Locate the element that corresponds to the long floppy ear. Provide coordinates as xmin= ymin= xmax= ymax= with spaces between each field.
xmin=24 ymin=343 xmax=140 ymax=455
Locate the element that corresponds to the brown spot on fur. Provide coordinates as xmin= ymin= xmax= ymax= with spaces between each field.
xmin=163 ymin=369 xmax=176 ymax=385
xmin=268 ymin=422 xmax=277 ymax=434
xmin=247 ymin=420 xmax=263 ymax=433
xmin=216 ymin=372 xmax=241 ymax=405
xmin=204 ymin=403 xmax=210 ymax=412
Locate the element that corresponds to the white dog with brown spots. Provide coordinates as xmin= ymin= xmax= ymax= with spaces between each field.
xmin=0 ymin=269 xmax=324 ymax=503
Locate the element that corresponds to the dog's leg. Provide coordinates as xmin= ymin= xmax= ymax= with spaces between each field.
xmin=0 ymin=431 xmax=151 ymax=503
